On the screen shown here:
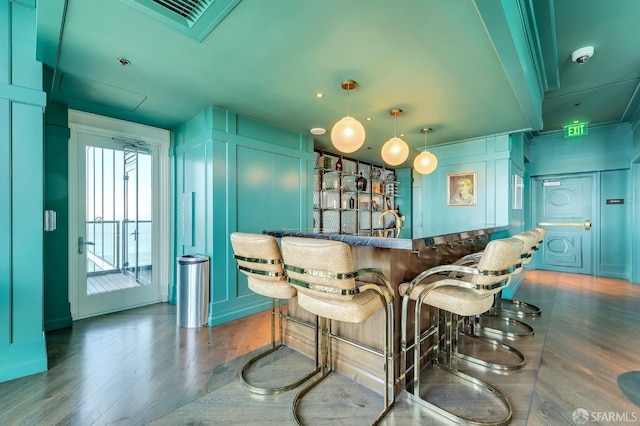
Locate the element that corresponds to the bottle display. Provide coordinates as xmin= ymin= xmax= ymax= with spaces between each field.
xmin=314 ymin=151 xmax=397 ymax=235
xmin=356 ymin=172 xmax=367 ymax=192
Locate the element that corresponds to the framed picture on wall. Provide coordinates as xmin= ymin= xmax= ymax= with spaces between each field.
xmin=447 ymin=172 xmax=477 ymax=206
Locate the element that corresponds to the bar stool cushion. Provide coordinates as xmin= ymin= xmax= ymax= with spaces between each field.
xmin=296 ymin=289 xmax=384 ymax=324
xmin=399 ymin=278 xmax=495 ymax=317
xmin=247 ymin=277 xmax=297 ymax=299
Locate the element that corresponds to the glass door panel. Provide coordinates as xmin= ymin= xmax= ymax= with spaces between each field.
xmin=77 ymin=132 xmax=159 ymax=317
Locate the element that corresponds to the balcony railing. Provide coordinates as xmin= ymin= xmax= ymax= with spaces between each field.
xmin=86 ymin=220 xmax=152 ymax=277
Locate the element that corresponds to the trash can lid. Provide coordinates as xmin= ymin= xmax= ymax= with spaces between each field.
xmin=177 ymin=254 xmax=209 ymax=264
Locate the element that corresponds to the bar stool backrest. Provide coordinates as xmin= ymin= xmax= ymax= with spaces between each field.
xmin=513 ymin=231 xmax=538 ymax=268
xmin=230 ymin=232 xmax=285 ymax=281
xmin=281 ymin=237 xmax=356 ymax=301
xmin=533 ymin=227 xmax=546 ymax=247
xmin=468 ymin=237 xmax=523 ymax=294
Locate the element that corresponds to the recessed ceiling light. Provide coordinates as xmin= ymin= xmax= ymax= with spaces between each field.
xmin=315 ymin=92 xmax=324 ymax=98
xmin=117 ymin=58 xmax=131 ymax=66
xmin=366 ymin=117 xmax=372 ymax=121
xmin=310 ymin=127 xmax=326 ymax=135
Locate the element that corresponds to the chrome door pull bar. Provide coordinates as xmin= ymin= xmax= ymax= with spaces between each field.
xmin=537 ymin=219 xmax=591 ymax=231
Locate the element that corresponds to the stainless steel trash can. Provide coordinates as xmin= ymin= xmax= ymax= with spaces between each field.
xmin=177 ymin=254 xmax=210 ymax=328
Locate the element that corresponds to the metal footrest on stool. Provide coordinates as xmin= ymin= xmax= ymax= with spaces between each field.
xmin=492 ymin=297 xmax=542 ymax=318
xmin=475 ymin=312 xmax=535 ymax=337
xmin=240 ymin=306 xmax=322 ymax=395
xmin=455 ymin=330 xmax=526 ymax=371
xmin=241 ymin=343 xmax=321 ymax=395
xmin=406 ymin=360 xmax=513 ymax=426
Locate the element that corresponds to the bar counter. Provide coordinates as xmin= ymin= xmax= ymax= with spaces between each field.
xmin=263 ymin=226 xmax=508 ymax=395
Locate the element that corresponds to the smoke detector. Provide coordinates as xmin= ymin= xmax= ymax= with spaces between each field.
xmin=571 ymin=46 xmax=594 ymax=64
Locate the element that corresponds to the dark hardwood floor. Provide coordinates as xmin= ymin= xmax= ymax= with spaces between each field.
xmin=0 ymin=270 xmax=638 ymax=425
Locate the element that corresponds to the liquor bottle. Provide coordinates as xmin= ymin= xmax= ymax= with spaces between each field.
xmin=356 ymin=172 xmax=367 ymax=191
xmin=349 ymin=196 xmax=355 ymax=209
xmin=335 ymin=157 xmax=343 ymax=171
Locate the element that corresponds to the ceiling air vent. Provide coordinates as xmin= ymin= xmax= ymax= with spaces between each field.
xmin=151 ymin=0 xmax=212 ymax=26
xmin=122 ymin=0 xmax=242 ymax=41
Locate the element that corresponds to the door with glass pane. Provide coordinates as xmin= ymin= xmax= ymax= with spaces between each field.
xmin=76 ymin=131 xmax=160 ymax=318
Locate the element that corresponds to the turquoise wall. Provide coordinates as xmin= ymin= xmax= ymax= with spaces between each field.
xmin=171 ymin=107 xmax=315 ymax=325
xmin=527 ymin=123 xmax=635 ymax=282
xmin=0 ymin=0 xmax=48 ymax=382
xmin=395 ymin=168 xmax=412 ymax=239
xmin=416 ymin=134 xmax=516 ymax=236
xmin=412 ymin=132 xmax=526 ymax=296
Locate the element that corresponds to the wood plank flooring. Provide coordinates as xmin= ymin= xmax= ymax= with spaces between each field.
xmin=0 ymin=270 xmax=638 ymax=425
xmin=87 ymin=272 xmax=141 ymax=295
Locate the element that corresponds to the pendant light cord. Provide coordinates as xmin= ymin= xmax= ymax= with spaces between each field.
xmin=394 ymin=114 xmax=398 ymax=137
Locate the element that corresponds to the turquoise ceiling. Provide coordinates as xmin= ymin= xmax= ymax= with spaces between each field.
xmin=36 ymin=0 xmax=640 ymax=165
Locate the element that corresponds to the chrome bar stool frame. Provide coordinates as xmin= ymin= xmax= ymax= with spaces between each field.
xmin=400 ymin=237 xmax=524 ymax=425
xmin=491 ymin=228 xmax=544 ymax=318
xmin=462 ymin=232 xmax=537 ymax=338
xmin=281 ymin=236 xmax=395 ymax=426
xmin=230 ymin=233 xmax=321 ymax=395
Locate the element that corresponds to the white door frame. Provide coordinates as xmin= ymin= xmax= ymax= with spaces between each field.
xmin=68 ymin=110 xmax=170 ymax=319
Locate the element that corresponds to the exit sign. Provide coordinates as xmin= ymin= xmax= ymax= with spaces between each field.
xmin=564 ymin=121 xmax=589 ymax=138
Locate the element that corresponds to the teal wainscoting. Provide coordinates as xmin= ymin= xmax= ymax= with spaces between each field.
xmin=171 ymin=107 xmax=314 ymax=326
xmin=395 ymin=168 xmax=412 ymax=239
xmin=527 ymin=124 xmax=634 ymax=281
xmin=0 ymin=0 xmax=48 ymax=382
xmin=416 ymin=134 xmax=515 ymax=237
xmin=599 ymin=169 xmax=630 ymax=280
xmin=413 ymin=132 xmax=526 ymax=296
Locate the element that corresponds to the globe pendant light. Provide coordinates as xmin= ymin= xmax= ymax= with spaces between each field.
xmin=331 ymin=80 xmax=365 ymax=153
xmin=381 ymin=109 xmax=409 ymax=166
xmin=414 ymin=127 xmax=438 ymax=174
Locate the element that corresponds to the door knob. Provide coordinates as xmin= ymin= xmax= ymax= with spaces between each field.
xmin=78 ymin=236 xmax=95 ymax=254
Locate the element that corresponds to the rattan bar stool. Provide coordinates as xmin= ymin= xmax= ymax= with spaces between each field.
xmin=230 ymin=232 xmax=321 ymax=395
xmin=491 ymin=228 xmax=544 ymax=318
xmin=399 ymin=237 xmax=523 ymax=425
xmin=281 ymin=236 xmax=395 ymax=426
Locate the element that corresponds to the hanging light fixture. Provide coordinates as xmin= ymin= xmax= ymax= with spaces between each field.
xmin=381 ymin=109 xmax=409 ymax=166
xmin=331 ymin=80 xmax=365 ymax=153
xmin=414 ymin=127 xmax=438 ymax=174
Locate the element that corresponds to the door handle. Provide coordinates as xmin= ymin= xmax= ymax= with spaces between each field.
xmin=78 ymin=236 xmax=95 ymax=254
xmin=537 ymin=219 xmax=591 ymax=231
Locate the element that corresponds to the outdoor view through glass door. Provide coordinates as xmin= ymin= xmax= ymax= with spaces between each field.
xmin=75 ymin=132 xmax=161 ymax=318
